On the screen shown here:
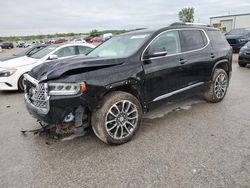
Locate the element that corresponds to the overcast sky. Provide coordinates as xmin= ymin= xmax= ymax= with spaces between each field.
xmin=0 ymin=0 xmax=249 ymax=36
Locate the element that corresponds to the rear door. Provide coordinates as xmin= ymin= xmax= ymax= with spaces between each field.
xmin=53 ymin=46 xmax=78 ymax=59
xmin=179 ymin=29 xmax=213 ymax=85
xmin=142 ymin=30 xmax=187 ymax=102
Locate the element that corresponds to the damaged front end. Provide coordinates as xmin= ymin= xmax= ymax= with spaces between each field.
xmin=23 ymin=74 xmax=90 ymax=139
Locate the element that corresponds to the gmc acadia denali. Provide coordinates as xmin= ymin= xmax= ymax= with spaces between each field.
xmin=24 ymin=24 xmax=233 ymax=145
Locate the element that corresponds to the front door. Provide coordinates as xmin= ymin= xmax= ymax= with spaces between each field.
xmin=142 ymin=30 xmax=187 ymax=102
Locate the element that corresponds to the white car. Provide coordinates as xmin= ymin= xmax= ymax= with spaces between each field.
xmin=0 ymin=43 xmax=95 ymax=91
xmin=103 ymin=33 xmax=113 ymax=41
xmin=72 ymin=38 xmax=86 ymax=43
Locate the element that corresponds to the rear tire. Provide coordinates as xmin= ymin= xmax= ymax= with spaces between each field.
xmin=92 ymin=91 xmax=142 ymax=145
xmin=204 ymin=69 xmax=228 ymax=103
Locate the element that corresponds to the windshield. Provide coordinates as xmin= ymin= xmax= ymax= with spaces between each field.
xmin=14 ymin=47 xmax=32 ymax=56
xmin=87 ymin=33 xmax=151 ymax=58
xmin=245 ymin=41 xmax=250 ymax=47
xmin=227 ymin=28 xmax=250 ymax=36
xmin=31 ymin=45 xmax=57 ymax=59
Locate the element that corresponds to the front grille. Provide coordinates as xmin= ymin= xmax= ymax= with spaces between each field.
xmin=227 ymin=39 xmax=237 ymax=45
xmin=30 ymin=84 xmax=48 ymax=109
xmin=24 ymin=75 xmax=50 ymax=114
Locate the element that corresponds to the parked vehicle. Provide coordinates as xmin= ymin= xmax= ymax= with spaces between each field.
xmin=24 ymin=24 xmax=232 ymax=145
xmin=23 ymin=41 xmax=40 ymax=48
xmin=0 ymin=44 xmax=49 ymax=62
xmin=16 ymin=41 xmax=26 ymax=48
xmin=45 ymin=39 xmax=55 ymax=44
xmin=0 ymin=42 xmax=14 ymax=49
xmin=103 ymin=33 xmax=113 ymax=41
xmin=238 ymin=41 xmax=250 ymax=67
xmin=0 ymin=43 xmax=95 ymax=91
xmin=24 ymin=43 xmax=32 ymax=48
xmin=72 ymin=38 xmax=86 ymax=43
xmin=225 ymin=28 xmax=250 ymax=52
xmin=85 ymin=34 xmax=98 ymax=43
xmin=54 ymin=38 xmax=68 ymax=44
xmin=90 ymin=36 xmax=103 ymax=43
xmin=0 ymin=46 xmax=2 ymax=53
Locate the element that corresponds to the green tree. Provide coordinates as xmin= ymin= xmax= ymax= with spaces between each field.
xmin=178 ymin=7 xmax=194 ymax=23
xmin=89 ymin=29 xmax=99 ymax=36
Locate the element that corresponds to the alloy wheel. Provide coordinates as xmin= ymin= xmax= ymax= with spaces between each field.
xmin=105 ymin=100 xmax=138 ymax=140
xmin=214 ymin=73 xmax=228 ymax=99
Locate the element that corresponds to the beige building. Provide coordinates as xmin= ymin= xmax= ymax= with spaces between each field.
xmin=210 ymin=13 xmax=250 ymax=32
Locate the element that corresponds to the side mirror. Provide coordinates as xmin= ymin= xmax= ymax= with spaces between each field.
xmin=48 ymin=54 xmax=58 ymax=60
xmin=143 ymin=49 xmax=168 ymax=59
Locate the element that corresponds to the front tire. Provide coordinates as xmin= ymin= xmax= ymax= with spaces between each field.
xmin=92 ymin=91 xmax=142 ymax=145
xmin=204 ymin=69 xmax=229 ymax=103
xmin=18 ymin=75 xmax=25 ymax=91
xmin=238 ymin=61 xmax=247 ymax=67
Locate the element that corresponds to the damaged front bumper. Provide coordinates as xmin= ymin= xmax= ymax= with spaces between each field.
xmin=23 ymin=74 xmax=93 ymax=126
xmin=25 ymin=95 xmax=83 ymax=124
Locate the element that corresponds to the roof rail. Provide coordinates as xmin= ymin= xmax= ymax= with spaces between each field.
xmin=169 ymin=22 xmax=211 ymax=27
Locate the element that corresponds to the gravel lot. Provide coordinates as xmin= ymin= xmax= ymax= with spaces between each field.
xmin=0 ymin=48 xmax=250 ymax=188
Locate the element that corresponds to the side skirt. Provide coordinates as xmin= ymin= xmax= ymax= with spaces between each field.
xmin=153 ymin=82 xmax=205 ymax=102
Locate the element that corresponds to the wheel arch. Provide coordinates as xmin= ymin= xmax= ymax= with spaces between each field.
xmin=99 ymin=80 xmax=147 ymax=112
xmin=17 ymin=71 xmax=29 ymax=90
xmin=211 ymin=59 xmax=230 ymax=79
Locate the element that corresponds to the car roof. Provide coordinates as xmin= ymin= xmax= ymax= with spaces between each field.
xmin=32 ymin=44 xmax=49 ymax=47
xmin=48 ymin=43 xmax=96 ymax=49
xmin=122 ymin=25 xmax=218 ymax=36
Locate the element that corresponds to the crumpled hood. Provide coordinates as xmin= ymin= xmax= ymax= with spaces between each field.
xmin=29 ymin=55 xmax=125 ymax=81
xmin=0 ymin=56 xmax=37 ymax=68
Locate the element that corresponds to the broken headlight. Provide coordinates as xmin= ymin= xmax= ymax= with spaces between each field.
xmin=48 ymin=83 xmax=84 ymax=96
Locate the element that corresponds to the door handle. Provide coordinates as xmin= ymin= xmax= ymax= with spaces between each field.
xmin=179 ymin=58 xmax=187 ymax=65
xmin=210 ymin=53 xmax=216 ymax=59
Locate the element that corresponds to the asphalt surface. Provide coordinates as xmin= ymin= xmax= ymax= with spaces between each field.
xmin=0 ymin=49 xmax=250 ymax=188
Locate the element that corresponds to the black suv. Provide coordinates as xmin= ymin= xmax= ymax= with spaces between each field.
xmin=225 ymin=28 xmax=250 ymax=52
xmin=24 ymin=24 xmax=232 ymax=145
xmin=238 ymin=41 xmax=250 ymax=67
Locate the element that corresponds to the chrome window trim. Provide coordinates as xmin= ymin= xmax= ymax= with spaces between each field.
xmin=153 ymin=82 xmax=204 ymax=102
xmin=141 ymin=28 xmax=210 ymax=61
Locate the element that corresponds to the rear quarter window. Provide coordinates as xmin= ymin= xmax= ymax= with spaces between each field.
xmin=78 ymin=46 xmax=93 ymax=55
xmin=180 ymin=30 xmax=208 ymax=52
xmin=206 ymin=30 xmax=229 ymax=46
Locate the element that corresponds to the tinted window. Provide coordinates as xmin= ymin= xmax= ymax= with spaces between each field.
xmin=148 ymin=30 xmax=181 ymax=55
xmin=54 ymin=46 xmax=76 ymax=58
xmin=27 ymin=46 xmax=45 ymax=56
xmin=207 ymin=30 xmax=229 ymax=46
xmin=78 ymin=46 xmax=93 ymax=55
xmin=15 ymin=47 xmax=32 ymax=56
xmin=88 ymin=34 xmax=151 ymax=58
xmin=227 ymin=28 xmax=250 ymax=36
xmin=31 ymin=45 xmax=58 ymax=59
xmin=180 ymin=30 xmax=207 ymax=52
